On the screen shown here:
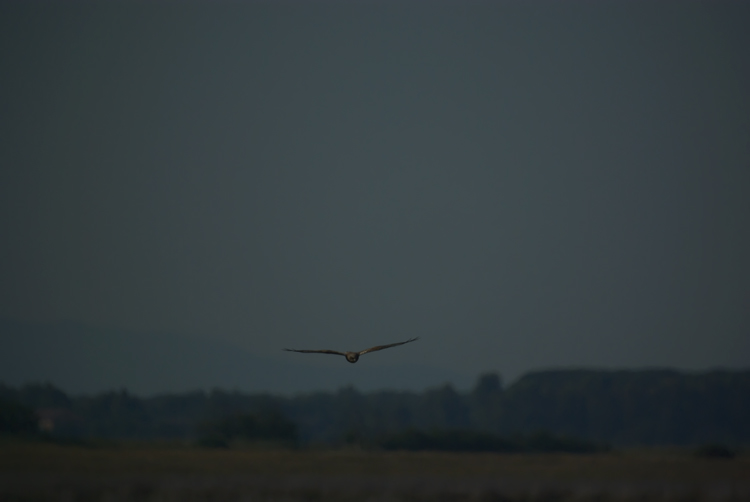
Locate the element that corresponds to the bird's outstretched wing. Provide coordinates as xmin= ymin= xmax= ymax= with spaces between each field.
xmin=283 ymin=348 xmax=347 ymax=356
xmin=358 ymin=337 xmax=419 ymax=355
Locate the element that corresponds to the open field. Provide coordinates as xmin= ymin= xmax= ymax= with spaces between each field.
xmin=1 ymin=442 xmax=748 ymax=501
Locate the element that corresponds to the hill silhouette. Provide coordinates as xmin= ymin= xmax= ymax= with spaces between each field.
xmin=0 ymin=318 xmax=472 ymax=395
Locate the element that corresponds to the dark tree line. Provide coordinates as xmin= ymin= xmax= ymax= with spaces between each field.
xmin=1 ymin=369 xmax=748 ymax=447
xmin=196 ymin=409 xmax=298 ymax=448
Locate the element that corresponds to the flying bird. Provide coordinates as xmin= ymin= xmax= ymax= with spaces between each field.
xmin=283 ymin=337 xmax=419 ymax=363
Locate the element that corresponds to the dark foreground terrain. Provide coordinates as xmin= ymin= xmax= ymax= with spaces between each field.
xmin=1 ymin=442 xmax=748 ymax=501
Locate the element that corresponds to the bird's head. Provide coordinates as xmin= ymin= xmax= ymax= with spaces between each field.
xmin=345 ymin=352 xmax=359 ymax=363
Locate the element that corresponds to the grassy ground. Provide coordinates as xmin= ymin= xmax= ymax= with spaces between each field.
xmin=1 ymin=441 xmax=748 ymax=501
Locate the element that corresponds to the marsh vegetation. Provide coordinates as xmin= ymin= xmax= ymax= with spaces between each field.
xmin=1 ymin=441 xmax=748 ymax=502
xmin=2 ymin=369 xmax=748 ymax=500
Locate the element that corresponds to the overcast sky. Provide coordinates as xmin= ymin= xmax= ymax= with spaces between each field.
xmin=1 ymin=1 xmax=749 ymax=389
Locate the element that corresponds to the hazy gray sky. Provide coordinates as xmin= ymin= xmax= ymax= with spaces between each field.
xmin=1 ymin=1 xmax=749 ymax=388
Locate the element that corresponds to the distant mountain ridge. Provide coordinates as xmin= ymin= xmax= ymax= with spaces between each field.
xmin=0 ymin=318 xmax=473 ymax=395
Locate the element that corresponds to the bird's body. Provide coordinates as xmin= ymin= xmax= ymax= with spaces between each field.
xmin=284 ymin=337 xmax=419 ymax=363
